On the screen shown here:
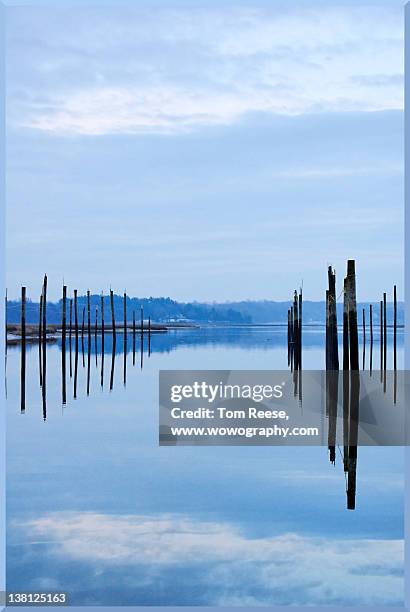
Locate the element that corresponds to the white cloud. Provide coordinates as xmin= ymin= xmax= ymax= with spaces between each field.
xmin=19 ymin=511 xmax=404 ymax=605
xmin=7 ymin=4 xmax=403 ymax=135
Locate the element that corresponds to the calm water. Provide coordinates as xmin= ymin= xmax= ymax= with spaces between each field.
xmin=6 ymin=327 xmax=404 ymax=606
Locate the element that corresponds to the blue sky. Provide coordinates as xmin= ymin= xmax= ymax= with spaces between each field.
xmin=5 ymin=1 xmax=404 ymax=301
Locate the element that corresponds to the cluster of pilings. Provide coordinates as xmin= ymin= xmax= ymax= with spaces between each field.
xmin=287 ymin=289 xmax=302 ymax=371
xmin=286 ymin=259 xmax=400 ymax=511
xmin=17 ymin=276 xmax=154 ymax=418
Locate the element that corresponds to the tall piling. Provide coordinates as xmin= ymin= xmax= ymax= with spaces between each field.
xmin=148 ymin=316 xmax=151 ymax=356
xmin=110 ymin=289 xmax=116 ymax=342
xmin=133 ymin=311 xmax=136 ymax=366
xmin=328 ymin=267 xmax=339 ymax=371
xmin=369 ymin=304 xmax=373 ymax=373
xmin=87 ymin=290 xmax=91 ymax=339
xmin=62 ymin=285 xmax=67 ymax=405
xmin=383 ymin=292 xmax=387 ymax=372
xmin=62 ymin=285 xmax=67 ymax=340
xmin=393 ymin=285 xmax=397 ymax=371
xmin=74 ymin=289 xmax=79 ymax=338
xmin=21 ymin=286 xmax=26 ymax=413
xmin=346 ymin=261 xmax=359 ymax=371
xmin=123 ymin=292 xmax=127 ymax=351
xmin=380 ymin=300 xmax=383 ymax=375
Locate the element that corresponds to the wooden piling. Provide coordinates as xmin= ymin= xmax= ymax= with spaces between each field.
xmin=62 ymin=285 xmax=67 ymax=339
xmin=94 ymin=307 xmax=98 ymax=366
xmin=346 ymin=260 xmax=359 ymax=371
xmin=328 ymin=267 xmax=339 ymax=371
xmin=343 ymin=278 xmax=349 ymax=371
xmin=140 ymin=305 xmax=144 ymax=370
xmin=42 ymin=275 xmax=47 ymax=421
xmin=369 ymin=304 xmax=373 ymax=373
xmin=298 ymin=289 xmax=303 ymax=370
xmin=42 ymin=274 xmax=47 ymax=346
xmin=110 ymin=289 xmax=116 ymax=341
xmin=74 ymin=289 xmax=79 ymax=337
xmin=287 ymin=309 xmax=291 ymax=366
xmin=393 ymin=285 xmax=397 ymax=371
xmin=87 ymin=329 xmax=91 ymax=396
xmin=62 ymin=286 xmax=67 ymax=406
xmin=133 ymin=310 xmax=136 ymax=366
xmin=290 ymin=306 xmax=294 ymax=371
xmin=380 ymin=300 xmax=383 ymax=378
xmin=87 ymin=290 xmax=91 ymax=339
xmin=383 ymin=292 xmax=387 ymax=372
xmin=362 ymin=308 xmax=365 ymax=371
xmin=21 ymin=286 xmax=26 ymax=413
xmin=326 ymin=290 xmax=330 ymax=370
xmin=123 ymin=293 xmax=127 ymax=358
xmin=293 ymin=291 xmax=299 ymax=370
xmin=69 ymin=301 xmax=73 ymax=379
xmin=39 ymin=294 xmax=43 ymax=341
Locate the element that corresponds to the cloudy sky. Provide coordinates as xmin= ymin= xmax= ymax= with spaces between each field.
xmin=6 ymin=0 xmax=404 ymax=301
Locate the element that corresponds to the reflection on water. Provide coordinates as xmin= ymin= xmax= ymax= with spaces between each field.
xmin=7 ymin=326 xmax=404 ymax=606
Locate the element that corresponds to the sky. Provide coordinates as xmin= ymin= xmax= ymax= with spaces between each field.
xmin=5 ymin=0 xmax=404 ymax=301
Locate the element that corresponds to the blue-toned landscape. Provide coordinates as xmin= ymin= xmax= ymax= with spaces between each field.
xmin=5 ymin=0 xmax=404 ymax=605
xmin=6 ymin=326 xmax=404 ymax=605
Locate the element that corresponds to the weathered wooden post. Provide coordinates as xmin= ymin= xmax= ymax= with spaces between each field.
xmin=343 ymin=278 xmax=349 ymax=370
xmin=345 ymin=261 xmax=359 ymax=371
xmin=87 ymin=290 xmax=91 ymax=339
xmin=74 ymin=289 xmax=79 ymax=338
xmin=21 ymin=286 xmax=26 ymax=413
xmin=39 ymin=294 xmax=43 ymax=341
xmin=42 ymin=275 xmax=47 ymax=421
xmin=328 ymin=267 xmax=339 ymax=370
xmin=369 ymin=304 xmax=373 ymax=373
xmin=345 ymin=262 xmax=359 ymax=510
xmin=383 ymin=292 xmax=387 ymax=372
xmin=326 ymin=290 xmax=330 ymax=370
xmin=380 ymin=300 xmax=383 ymax=375
xmin=362 ymin=308 xmax=366 ymax=371
xmin=5 ymin=289 xmax=7 ymax=348
xmin=123 ymin=292 xmax=127 ymax=335
xmin=94 ymin=307 xmax=98 ymax=366
xmin=42 ymin=274 xmax=47 ymax=346
xmin=148 ymin=316 xmax=151 ymax=356
xmin=62 ymin=285 xmax=67 ymax=339
xmin=342 ymin=277 xmax=349 ymax=472
xmin=140 ymin=305 xmax=144 ymax=370
xmin=110 ymin=289 xmax=116 ymax=342
xmin=62 ymin=285 xmax=67 ymax=406
xmin=133 ymin=310 xmax=136 ymax=366
xmin=293 ymin=291 xmax=299 ymax=370
xmin=287 ymin=309 xmax=291 ymax=367
xmin=298 ymin=289 xmax=303 ymax=370
xmin=393 ymin=285 xmax=397 ymax=371
xmin=69 ymin=299 xmax=73 ymax=379
xmin=87 ymin=325 xmax=91 ymax=396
